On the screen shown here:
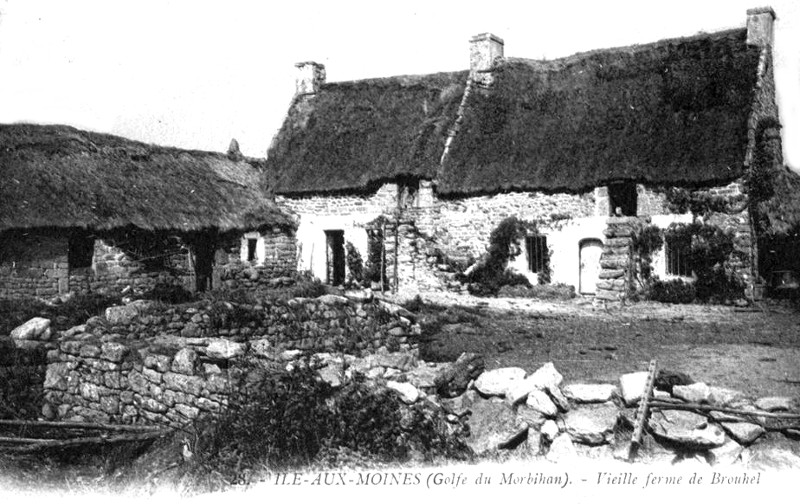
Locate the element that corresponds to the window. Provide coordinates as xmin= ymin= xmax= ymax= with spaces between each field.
xmin=666 ymin=240 xmax=691 ymax=277
xmin=68 ymin=233 xmax=95 ymax=269
xmin=246 ymin=238 xmax=258 ymax=262
xmin=397 ymin=178 xmax=419 ymax=209
xmin=526 ymin=235 xmax=548 ymax=273
xmin=608 ymin=182 xmax=638 ymax=216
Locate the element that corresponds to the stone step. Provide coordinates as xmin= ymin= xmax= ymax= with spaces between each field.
xmin=600 ymin=258 xmax=628 ymax=270
xmin=598 ymin=269 xmax=625 ymax=279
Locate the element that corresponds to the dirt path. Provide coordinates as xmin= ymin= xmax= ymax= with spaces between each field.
xmin=403 ymin=293 xmax=800 ymax=398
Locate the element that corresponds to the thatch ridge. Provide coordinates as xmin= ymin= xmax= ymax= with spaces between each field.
xmin=0 ymin=123 xmax=292 ymax=232
xmin=269 ymin=70 xmax=469 ymax=195
xmin=438 ymin=28 xmax=761 ymax=195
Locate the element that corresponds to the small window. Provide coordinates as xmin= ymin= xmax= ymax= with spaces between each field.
xmin=397 ymin=178 xmax=419 ymax=209
xmin=608 ymin=183 xmax=638 ymax=216
xmin=666 ymin=240 xmax=691 ymax=277
xmin=246 ymin=238 xmax=258 ymax=262
xmin=68 ymin=233 xmax=95 ymax=269
xmin=526 ymin=235 xmax=548 ymax=273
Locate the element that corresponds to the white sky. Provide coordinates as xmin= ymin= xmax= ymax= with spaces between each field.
xmin=0 ymin=0 xmax=797 ymax=169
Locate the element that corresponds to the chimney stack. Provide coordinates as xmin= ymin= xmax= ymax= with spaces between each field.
xmin=295 ymin=61 xmax=326 ymax=95
xmin=469 ymin=33 xmax=504 ymax=78
xmin=746 ymin=7 xmax=776 ymax=47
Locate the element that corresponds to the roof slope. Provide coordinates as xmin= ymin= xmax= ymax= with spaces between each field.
xmin=0 ymin=123 xmax=292 ymax=232
xmin=439 ymin=28 xmax=761 ymax=194
xmin=269 ymin=71 xmax=468 ymax=194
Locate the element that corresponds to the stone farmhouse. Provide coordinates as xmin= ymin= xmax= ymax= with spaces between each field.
xmin=0 ymin=124 xmax=295 ymax=299
xmin=267 ymin=7 xmax=790 ymax=300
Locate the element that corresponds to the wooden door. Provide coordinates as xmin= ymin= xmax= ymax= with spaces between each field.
xmin=580 ymin=239 xmax=603 ymax=295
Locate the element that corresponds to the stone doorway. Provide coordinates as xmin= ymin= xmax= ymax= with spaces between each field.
xmin=325 ymin=230 xmax=345 ymax=286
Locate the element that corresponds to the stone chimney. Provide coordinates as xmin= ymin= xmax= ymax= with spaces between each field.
xmin=295 ymin=61 xmax=326 ymax=95
xmin=746 ymin=7 xmax=776 ymax=47
xmin=469 ymin=33 xmax=504 ymax=78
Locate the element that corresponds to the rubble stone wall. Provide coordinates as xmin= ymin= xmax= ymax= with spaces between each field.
xmin=42 ymin=294 xmax=419 ymax=426
xmin=0 ymin=232 xmax=191 ymax=299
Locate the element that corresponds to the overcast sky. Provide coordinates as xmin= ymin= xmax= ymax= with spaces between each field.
xmin=0 ymin=0 xmax=797 ymax=169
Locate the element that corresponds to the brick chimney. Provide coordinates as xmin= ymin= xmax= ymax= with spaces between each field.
xmin=295 ymin=61 xmax=326 ymax=95
xmin=746 ymin=7 xmax=776 ymax=47
xmin=469 ymin=33 xmax=504 ymax=78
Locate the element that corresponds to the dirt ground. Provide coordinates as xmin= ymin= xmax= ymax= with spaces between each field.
xmin=406 ymin=293 xmax=800 ymax=398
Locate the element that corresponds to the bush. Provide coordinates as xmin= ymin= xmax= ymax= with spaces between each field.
xmin=140 ymin=283 xmax=196 ymax=304
xmin=663 ymin=223 xmax=745 ymax=303
xmin=462 ymin=217 xmax=532 ymax=296
xmin=647 ymin=279 xmax=696 ymax=304
xmin=0 ymin=340 xmax=46 ymax=419
xmin=345 ymin=242 xmax=364 ymax=287
xmin=192 ymin=366 xmax=470 ymax=483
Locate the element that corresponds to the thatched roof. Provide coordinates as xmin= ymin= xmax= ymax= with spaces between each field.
xmin=269 ymin=28 xmax=762 ymax=196
xmin=0 ymin=123 xmax=293 ymax=233
xmin=269 ymin=71 xmax=468 ymax=194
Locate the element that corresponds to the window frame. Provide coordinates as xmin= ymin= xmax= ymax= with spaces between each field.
xmin=665 ymin=238 xmax=692 ymax=278
xmin=525 ymin=235 xmax=548 ymax=274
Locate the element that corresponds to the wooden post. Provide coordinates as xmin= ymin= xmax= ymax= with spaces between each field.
xmin=628 ymin=359 xmax=658 ymax=461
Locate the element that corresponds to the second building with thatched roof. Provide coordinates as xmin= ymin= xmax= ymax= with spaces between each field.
xmin=266 ymin=7 xmax=794 ymax=301
xmin=0 ymin=124 xmax=296 ymax=299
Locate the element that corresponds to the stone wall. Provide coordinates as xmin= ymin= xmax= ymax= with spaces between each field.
xmin=43 ymin=294 xmax=419 ymax=425
xmin=278 ymin=184 xmax=397 ymax=283
xmin=430 ymin=190 xmax=598 ymax=261
xmin=0 ymin=232 xmax=70 ymax=299
xmin=0 ymin=231 xmax=191 ymax=299
xmin=278 ymin=177 xmax=757 ymax=297
xmin=213 ymin=228 xmax=297 ymax=291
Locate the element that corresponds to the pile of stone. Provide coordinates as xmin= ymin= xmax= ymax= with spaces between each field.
xmin=313 ymin=359 xmax=800 ymax=468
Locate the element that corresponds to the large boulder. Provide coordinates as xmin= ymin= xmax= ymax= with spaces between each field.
xmin=708 ymin=386 xmax=744 ymax=407
xmin=563 ymin=403 xmax=619 ymax=445
xmin=105 ymin=300 xmax=153 ymax=325
xmin=563 ymin=383 xmax=617 ymax=403
xmin=619 ymin=371 xmax=649 ymax=406
xmin=171 ymin=348 xmax=197 ymax=375
xmin=434 ymin=352 xmax=484 ymax=398
xmin=386 ymin=381 xmax=420 ymax=404
xmin=755 ymin=396 xmax=794 ymax=412
xmin=649 ymin=410 xmax=725 ymax=448
xmin=10 ymin=317 xmax=51 ymax=341
xmin=672 ymin=382 xmax=711 ymax=403
xmin=465 ymin=398 xmax=528 ymax=454
xmin=204 ymin=339 xmax=246 ymax=360
xmin=526 ymin=389 xmax=558 ymax=417
xmin=721 ymin=422 xmax=765 ymax=445
xmin=474 ymin=367 xmax=525 ymax=397
xmin=504 ymin=362 xmax=563 ymax=404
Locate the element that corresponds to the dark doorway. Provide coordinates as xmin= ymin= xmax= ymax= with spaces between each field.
xmin=193 ymin=238 xmax=215 ymax=292
xmin=608 ymin=183 xmax=638 ymax=216
xmin=325 ymin=230 xmax=345 ymax=286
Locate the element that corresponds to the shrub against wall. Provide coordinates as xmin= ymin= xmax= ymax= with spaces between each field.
xmin=195 ymin=366 xmax=470 ymax=482
xmin=461 ymin=217 xmax=532 ymax=296
xmin=646 ymin=223 xmax=745 ymax=303
xmin=345 ymin=242 xmax=364 ymax=287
